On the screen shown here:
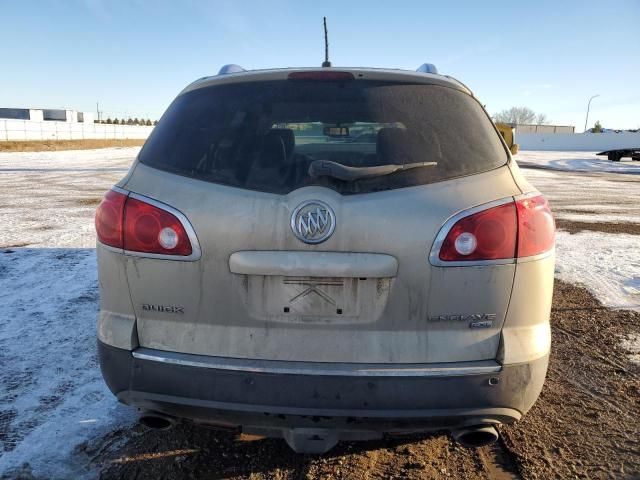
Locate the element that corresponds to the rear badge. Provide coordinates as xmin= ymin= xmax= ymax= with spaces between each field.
xmin=142 ymin=304 xmax=184 ymax=314
xmin=291 ymin=200 xmax=336 ymax=244
xmin=428 ymin=313 xmax=496 ymax=329
xmin=469 ymin=320 xmax=493 ymax=329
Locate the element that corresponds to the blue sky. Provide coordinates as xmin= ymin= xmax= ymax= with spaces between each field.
xmin=2 ymin=0 xmax=639 ymax=130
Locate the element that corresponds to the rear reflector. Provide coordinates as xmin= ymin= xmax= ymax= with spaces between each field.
xmin=95 ymin=189 xmax=194 ymax=257
xmin=288 ymin=71 xmax=355 ymax=81
xmin=437 ymin=194 xmax=554 ymax=263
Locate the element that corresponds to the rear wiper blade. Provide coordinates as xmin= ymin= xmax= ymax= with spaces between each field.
xmin=308 ymin=159 xmax=437 ymax=182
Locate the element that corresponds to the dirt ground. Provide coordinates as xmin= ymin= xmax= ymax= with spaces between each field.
xmin=0 ymin=139 xmax=145 ymax=152
xmin=501 ymin=281 xmax=639 ymax=479
xmin=555 ymin=219 xmax=640 ymax=235
xmin=92 ymin=281 xmax=639 ymax=480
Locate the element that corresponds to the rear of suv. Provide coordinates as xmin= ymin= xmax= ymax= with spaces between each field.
xmin=96 ymin=64 xmax=555 ymax=453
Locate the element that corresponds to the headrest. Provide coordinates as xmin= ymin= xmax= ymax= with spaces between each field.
xmin=376 ymin=128 xmax=415 ymax=164
xmin=267 ymin=129 xmax=295 ymax=160
xmin=257 ymin=128 xmax=296 ymax=168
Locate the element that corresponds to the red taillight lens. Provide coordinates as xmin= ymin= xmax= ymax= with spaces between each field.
xmin=123 ymin=197 xmax=192 ymax=256
xmin=439 ymin=203 xmax=518 ymax=261
xmin=437 ymin=194 xmax=555 ymax=263
xmin=95 ymin=190 xmax=126 ymax=248
xmin=516 ymin=195 xmax=555 ymax=258
xmin=95 ymin=188 xmax=194 ymax=256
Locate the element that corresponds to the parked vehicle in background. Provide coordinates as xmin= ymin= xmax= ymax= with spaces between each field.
xmin=95 ymin=63 xmax=555 ymax=454
xmin=597 ymin=148 xmax=640 ymax=162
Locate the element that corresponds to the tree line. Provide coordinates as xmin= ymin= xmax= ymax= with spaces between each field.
xmin=94 ymin=118 xmax=158 ymax=126
xmin=493 ymin=106 xmax=549 ymax=125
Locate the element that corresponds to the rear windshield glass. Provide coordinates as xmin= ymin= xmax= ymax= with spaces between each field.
xmin=139 ymin=80 xmax=507 ymax=195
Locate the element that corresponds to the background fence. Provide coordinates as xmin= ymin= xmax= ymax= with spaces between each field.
xmin=3 ymin=118 xmax=639 ymax=151
xmin=0 ymin=119 xmax=153 ymax=141
xmin=518 ymin=132 xmax=640 ymax=151
xmin=515 ymin=124 xmax=575 ymax=134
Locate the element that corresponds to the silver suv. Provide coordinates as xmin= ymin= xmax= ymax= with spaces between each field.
xmin=96 ymin=64 xmax=555 ymax=453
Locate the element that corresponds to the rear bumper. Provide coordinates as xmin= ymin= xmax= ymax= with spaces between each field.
xmin=98 ymin=340 xmax=548 ymax=433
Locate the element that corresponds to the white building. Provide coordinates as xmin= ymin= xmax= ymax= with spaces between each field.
xmin=0 ymin=107 xmax=151 ymax=141
xmin=0 ymin=107 xmax=95 ymax=124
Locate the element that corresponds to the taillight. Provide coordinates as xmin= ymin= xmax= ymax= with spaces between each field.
xmin=95 ymin=190 xmax=126 ymax=248
xmin=436 ymin=194 xmax=554 ymax=263
xmin=95 ymin=189 xmax=195 ymax=257
xmin=439 ymin=203 xmax=517 ymax=261
xmin=123 ymin=197 xmax=192 ymax=256
xmin=515 ymin=195 xmax=555 ymax=258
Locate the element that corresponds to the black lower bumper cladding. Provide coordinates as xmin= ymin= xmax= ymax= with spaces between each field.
xmin=98 ymin=340 xmax=547 ymax=433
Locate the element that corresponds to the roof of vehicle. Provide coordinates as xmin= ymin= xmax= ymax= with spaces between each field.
xmin=181 ymin=66 xmax=472 ymax=97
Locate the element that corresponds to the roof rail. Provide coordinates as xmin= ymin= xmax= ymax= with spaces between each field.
xmin=218 ymin=64 xmax=246 ymax=75
xmin=416 ymin=63 xmax=439 ymax=74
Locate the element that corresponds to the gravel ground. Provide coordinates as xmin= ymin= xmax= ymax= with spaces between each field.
xmin=95 ymin=427 xmax=499 ymax=480
xmin=501 ymin=281 xmax=639 ymax=480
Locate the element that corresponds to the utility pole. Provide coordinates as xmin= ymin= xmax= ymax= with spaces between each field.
xmin=584 ymin=95 xmax=600 ymax=132
xmin=96 ymin=101 xmax=100 ymax=122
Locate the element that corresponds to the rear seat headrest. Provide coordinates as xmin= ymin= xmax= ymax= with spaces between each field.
xmin=267 ymin=128 xmax=295 ymax=160
xmin=377 ymin=128 xmax=416 ymax=164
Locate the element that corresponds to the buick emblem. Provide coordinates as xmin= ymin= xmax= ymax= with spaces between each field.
xmin=291 ymin=200 xmax=336 ymax=244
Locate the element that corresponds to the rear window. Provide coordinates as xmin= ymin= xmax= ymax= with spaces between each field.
xmin=139 ymin=80 xmax=507 ymax=195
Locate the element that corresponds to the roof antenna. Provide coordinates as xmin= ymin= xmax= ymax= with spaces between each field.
xmin=322 ymin=17 xmax=331 ymax=67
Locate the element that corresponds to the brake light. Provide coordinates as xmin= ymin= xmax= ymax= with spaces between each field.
xmin=515 ymin=195 xmax=555 ymax=258
xmin=95 ymin=190 xmax=126 ymax=248
xmin=95 ymin=189 xmax=194 ymax=256
xmin=439 ymin=203 xmax=517 ymax=261
xmin=287 ymin=71 xmax=355 ymax=81
xmin=437 ymin=194 xmax=554 ymax=262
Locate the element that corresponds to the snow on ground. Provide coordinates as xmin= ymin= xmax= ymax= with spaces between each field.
xmin=0 ymin=149 xmax=138 ymax=478
xmin=554 ymin=231 xmax=640 ymax=310
xmin=620 ymin=333 xmax=640 ymax=364
xmin=0 ymin=147 xmax=639 ymax=478
xmin=517 ymin=151 xmax=640 ymax=226
xmin=517 ymin=153 xmax=640 ymax=312
xmin=0 ymin=249 xmax=135 ymax=479
xmin=516 ymin=150 xmax=640 ymax=174
xmin=518 ymin=152 xmax=640 ymax=363
xmin=0 ymin=147 xmax=137 ymax=249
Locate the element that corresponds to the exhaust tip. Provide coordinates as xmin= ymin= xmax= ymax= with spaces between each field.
xmin=139 ymin=413 xmax=174 ymax=431
xmin=452 ymin=425 xmax=499 ymax=448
